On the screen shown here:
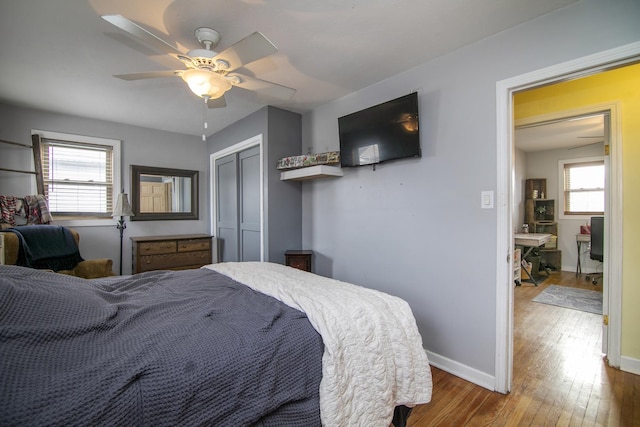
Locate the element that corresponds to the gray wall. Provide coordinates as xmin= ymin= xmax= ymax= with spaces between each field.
xmin=302 ymin=0 xmax=640 ymax=379
xmin=207 ymin=107 xmax=268 ymax=155
xmin=0 ymin=103 xmax=209 ymax=274
xmin=207 ymin=106 xmax=303 ymax=263
xmin=266 ymin=107 xmax=304 ymax=264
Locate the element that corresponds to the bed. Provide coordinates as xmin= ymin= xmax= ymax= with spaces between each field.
xmin=0 ymin=262 xmax=432 ymax=426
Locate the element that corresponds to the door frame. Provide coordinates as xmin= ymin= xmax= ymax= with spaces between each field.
xmin=515 ymin=106 xmax=616 ymax=351
xmin=209 ymin=134 xmax=265 ymax=261
xmin=494 ymin=41 xmax=640 ymax=393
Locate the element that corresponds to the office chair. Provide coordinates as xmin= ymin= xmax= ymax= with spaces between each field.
xmin=586 ymin=216 xmax=604 ymax=285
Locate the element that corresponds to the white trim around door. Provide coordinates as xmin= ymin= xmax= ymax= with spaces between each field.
xmin=495 ymin=41 xmax=640 ymax=394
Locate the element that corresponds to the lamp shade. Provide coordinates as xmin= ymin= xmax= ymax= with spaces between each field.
xmin=112 ymin=193 xmax=134 ymax=217
xmin=181 ymin=69 xmax=232 ymax=99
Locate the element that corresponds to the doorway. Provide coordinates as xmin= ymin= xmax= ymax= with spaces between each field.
xmin=215 ymin=145 xmax=261 ymax=262
xmin=512 ymin=109 xmax=610 ymax=387
xmin=494 ymin=42 xmax=640 ymax=393
xmin=210 ymin=134 xmax=264 ymax=262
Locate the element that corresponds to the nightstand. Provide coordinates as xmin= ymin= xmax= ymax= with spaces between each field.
xmin=285 ymin=250 xmax=313 ymax=272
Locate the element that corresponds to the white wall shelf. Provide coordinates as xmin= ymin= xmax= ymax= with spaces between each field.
xmin=280 ymin=165 xmax=343 ymax=181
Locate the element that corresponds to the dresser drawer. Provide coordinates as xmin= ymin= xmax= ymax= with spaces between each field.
xmin=285 ymin=250 xmax=313 ymax=272
xmin=138 ymin=241 xmax=177 ymax=255
xmin=288 ymin=257 xmax=308 ymax=271
xmin=178 ymin=239 xmax=211 ymax=252
xmin=139 ymin=251 xmax=211 ymax=272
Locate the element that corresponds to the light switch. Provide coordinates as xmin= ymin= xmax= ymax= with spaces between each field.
xmin=481 ymin=191 xmax=494 ymax=209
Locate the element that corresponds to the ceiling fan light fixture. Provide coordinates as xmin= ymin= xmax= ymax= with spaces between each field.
xmin=103 ymin=15 xmax=295 ymax=106
xmin=181 ymin=69 xmax=231 ymax=99
xmin=186 ymin=48 xmax=216 ymax=59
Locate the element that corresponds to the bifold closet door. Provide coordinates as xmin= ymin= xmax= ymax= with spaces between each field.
xmin=215 ymin=145 xmax=261 ymax=262
xmin=238 ymin=146 xmax=261 ymax=261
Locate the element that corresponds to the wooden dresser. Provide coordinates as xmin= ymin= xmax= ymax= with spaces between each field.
xmin=131 ymin=234 xmax=213 ymax=274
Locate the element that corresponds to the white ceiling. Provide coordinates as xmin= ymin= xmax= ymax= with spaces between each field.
xmin=0 ymin=0 xmax=579 ymax=138
xmin=515 ymin=114 xmax=605 ymax=153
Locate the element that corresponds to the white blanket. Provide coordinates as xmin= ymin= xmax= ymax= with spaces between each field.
xmin=204 ymin=262 xmax=432 ymax=427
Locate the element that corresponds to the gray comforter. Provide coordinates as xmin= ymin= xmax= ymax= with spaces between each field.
xmin=0 ymin=265 xmax=323 ymax=426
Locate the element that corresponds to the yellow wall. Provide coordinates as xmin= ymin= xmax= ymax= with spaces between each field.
xmin=514 ymin=62 xmax=640 ymax=363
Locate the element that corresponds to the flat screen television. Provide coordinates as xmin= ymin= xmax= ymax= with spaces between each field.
xmin=338 ymin=92 xmax=421 ymax=168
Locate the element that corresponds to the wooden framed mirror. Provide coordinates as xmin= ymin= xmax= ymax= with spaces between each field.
xmin=130 ymin=165 xmax=198 ymax=221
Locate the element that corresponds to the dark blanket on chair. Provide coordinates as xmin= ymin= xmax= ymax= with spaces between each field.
xmin=0 ymin=266 xmax=323 ymax=426
xmin=7 ymin=225 xmax=83 ymax=271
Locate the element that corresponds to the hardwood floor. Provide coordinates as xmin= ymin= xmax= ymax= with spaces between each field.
xmin=406 ymin=271 xmax=640 ymax=426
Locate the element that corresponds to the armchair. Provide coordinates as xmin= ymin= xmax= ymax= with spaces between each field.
xmin=1 ymin=226 xmax=115 ymax=279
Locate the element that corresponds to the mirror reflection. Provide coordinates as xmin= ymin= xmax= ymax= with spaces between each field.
xmin=131 ymin=165 xmax=198 ymax=221
xmin=139 ymin=174 xmax=192 ymax=213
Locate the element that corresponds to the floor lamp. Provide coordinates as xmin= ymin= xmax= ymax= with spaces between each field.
xmin=112 ymin=192 xmax=134 ymax=275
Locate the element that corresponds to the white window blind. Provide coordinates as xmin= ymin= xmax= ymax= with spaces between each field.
xmin=563 ymin=160 xmax=605 ymax=215
xmin=40 ymin=139 xmax=114 ymax=215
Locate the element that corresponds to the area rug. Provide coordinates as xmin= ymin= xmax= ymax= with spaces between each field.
xmin=532 ymin=285 xmax=602 ymax=315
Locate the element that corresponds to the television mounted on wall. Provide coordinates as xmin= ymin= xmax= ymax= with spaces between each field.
xmin=338 ymin=92 xmax=421 ymax=168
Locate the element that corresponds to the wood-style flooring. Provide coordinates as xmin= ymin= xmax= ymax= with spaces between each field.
xmin=405 ymin=271 xmax=640 ymax=426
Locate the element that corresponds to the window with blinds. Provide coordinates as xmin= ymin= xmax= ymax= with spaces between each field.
xmin=40 ymin=139 xmax=114 ymax=216
xmin=562 ymin=159 xmax=605 ymax=215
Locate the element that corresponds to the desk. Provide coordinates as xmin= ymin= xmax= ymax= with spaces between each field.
xmin=514 ymin=233 xmax=551 ymax=286
xmin=576 ymin=234 xmax=591 ymax=276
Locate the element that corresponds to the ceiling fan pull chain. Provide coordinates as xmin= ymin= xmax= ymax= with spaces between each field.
xmin=202 ymin=96 xmax=209 ymax=141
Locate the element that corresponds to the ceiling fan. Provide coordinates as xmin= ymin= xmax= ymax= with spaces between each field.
xmin=101 ymin=14 xmax=295 ymax=108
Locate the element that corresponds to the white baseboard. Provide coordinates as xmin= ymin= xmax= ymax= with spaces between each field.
xmin=426 ymin=350 xmax=496 ymax=391
xmin=620 ymin=355 xmax=640 ymax=375
xmin=424 ymin=350 xmax=640 ymax=390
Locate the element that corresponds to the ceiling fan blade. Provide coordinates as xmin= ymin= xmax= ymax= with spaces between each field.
xmin=229 ymin=73 xmax=296 ymax=100
xmin=214 ymin=32 xmax=277 ymax=71
xmin=568 ymin=141 xmax=604 ymax=150
xmin=114 ymin=70 xmax=181 ymax=81
xmin=207 ymin=96 xmax=227 ymax=109
xmin=102 ymin=14 xmax=183 ymax=57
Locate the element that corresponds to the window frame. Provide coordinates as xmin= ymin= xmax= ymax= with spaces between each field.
xmin=558 ymin=155 xmax=605 ymax=221
xmin=32 ymin=129 xmax=121 ymax=227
